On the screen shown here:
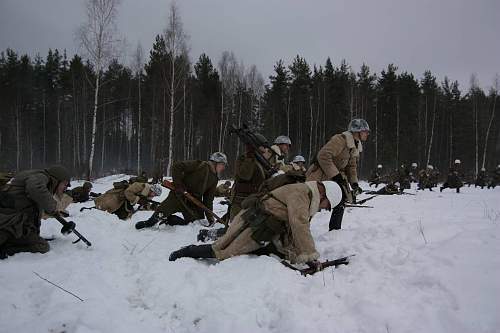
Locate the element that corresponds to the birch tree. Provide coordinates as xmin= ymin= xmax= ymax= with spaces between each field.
xmin=481 ymin=74 xmax=499 ymax=169
xmin=77 ymin=0 xmax=121 ymax=179
xmin=132 ymin=42 xmax=144 ymax=173
xmin=164 ymin=1 xmax=189 ymax=176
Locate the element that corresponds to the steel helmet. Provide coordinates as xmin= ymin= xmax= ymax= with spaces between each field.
xmin=454 ymin=159 xmax=461 ymax=164
xmin=411 ymin=162 xmax=418 ymax=168
xmin=348 ymin=119 xmax=370 ymax=132
xmin=377 ymin=164 xmax=382 ymax=169
xmin=209 ymin=152 xmax=228 ymax=164
xmin=274 ymin=135 xmax=292 ymax=145
xmin=292 ymin=155 xmax=306 ymax=163
xmin=321 ymin=181 xmax=342 ymax=209
xmin=427 ymin=165 xmax=434 ymax=170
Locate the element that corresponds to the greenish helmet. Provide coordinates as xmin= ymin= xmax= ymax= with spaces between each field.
xmin=46 ymin=165 xmax=71 ymax=182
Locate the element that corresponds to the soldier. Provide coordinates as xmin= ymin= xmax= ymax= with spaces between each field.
xmin=418 ymin=165 xmax=435 ymax=191
xmin=291 ymin=155 xmax=307 ymax=173
xmin=306 ymin=118 xmax=369 ymax=231
xmin=475 ymin=168 xmax=488 ymax=189
xmin=369 ymin=164 xmax=383 ymax=188
xmin=135 ymin=152 xmax=227 ymax=229
xmin=409 ymin=162 xmax=418 ymax=183
xmin=270 ymin=135 xmax=292 ymax=171
xmin=397 ymin=163 xmax=411 ymax=192
xmin=430 ymin=166 xmax=440 ymax=188
xmin=0 ymin=165 xmax=71 ymax=259
xmin=487 ymin=165 xmax=500 ymax=189
xmin=129 ymin=171 xmax=148 ymax=184
xmin=68 ymin=181 xmax=100 ymax=203
xmin=215 ymin=181 xmax=232 ymax=198
xmin=95 ymin=182 xmax=162 ymax=220
xmin=440 ymin=160 xmax=464 ymax=193
xmin=229 ymin=134 xmax=270 ymax=220
xmin=169 ymin=180 xmax=343 ymax=266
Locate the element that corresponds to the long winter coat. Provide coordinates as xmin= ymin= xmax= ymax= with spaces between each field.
xmin=306 ymin=131 xmax=361 ymax=184
xmin=95 ymin=182 xmax=152 ymax=213
xmin=212 ymin=181 xmax=321 ymax=264
xmin=0 ymin=169 xmax=58 ymax=238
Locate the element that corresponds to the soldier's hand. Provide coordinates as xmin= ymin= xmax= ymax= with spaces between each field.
xmin=306 ymin=260 xmax=322 ymax=272
xmin=61 ymin=221 xmax=76 ymax=235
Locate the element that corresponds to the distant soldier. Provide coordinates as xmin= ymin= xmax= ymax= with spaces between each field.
xmin=397 ymin=163 xmax=411 ymax=191
xmin=440 ymin=159 xmax=464 ymax=193
xmin=430 ymin=166 xmax=440 ymax=188
xmin=135 ymin=152 xmax=227 ymax=229
xmin=475 ymin=168 xmax=488 ymax=189
xmin=270 ymin=135 xmax=293 ymax=172
xmin=409 ymin=162 xmax=418 ymax=183
xmin=0 ymin=165 xmax=71 ymax=259
xmin=129 ymin=171 xmax=148 ymax=184
xmin=369 ymin=164 xmax=383 ymax=188
xmin=169 ymin=180 xmax=342 ymax=265
xmin=487 ymin=165 xmax=500 ymax=189
xmin=215 ymin=181 xmax=232 ymax=198
xmin=418 ymin=165 xmax=435 ymax=191
xmin=291 ymin=155 xmax=307 ymax=173
xmin=306 ymin=119 xmax=369 ymax=230
xmin=95 ymin=182 xmax=162 ymax=220
xmin=366 ymin=183 xmax=400 ymax=195
xmin=68 ymin=181 xmax=100 ymax=203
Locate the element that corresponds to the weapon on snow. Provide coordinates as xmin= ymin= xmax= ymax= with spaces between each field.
xmin=80 ymin=206 xmax=97 ymax=212
xmin=230 ymin=124 xmax=279 ymax=176
xmin=356 ymin=195 xmax=379 ymax=205
xmin=161 ymin=180 xmax=225 ymax=226
xmin=281 ymin=255 xmax=355 ymax=276
xmin=345 ymin=203 xmax=374 ymax=208
xmin=52 ymin=213 xmax=92 ymax=247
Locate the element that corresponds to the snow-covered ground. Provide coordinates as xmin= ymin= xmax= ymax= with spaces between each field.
xmin=1 ymin=174 xmax=499 ymax=333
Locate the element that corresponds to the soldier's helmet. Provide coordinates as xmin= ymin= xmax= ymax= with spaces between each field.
xmin=348 ymin=119 xmax=370 ymax=132
xmin=481 ymin=167 xmax=486 ymax=171
xmin=224 ymin=180 xmax=232 ymax=186
xmin=411 ymin=162 xmax=418 ymax=168
xmin=427 ymin=165 xmax=434 ymax=170
xmin=46 ymin=165 xmax=71 ymax=182
xmin=253 ymin=133 xmax=269 ymax=147
xmin=322 ymin=181 xmax=342 ymax=209
xmin=497 ymin=165 xmax=500 ymax=169
xmin=150 ymin=184 xmax=162 ymax=197
xmin=210 ymin=152 xmax=228 ymax=165
xmin=454 ymin=159 xmax=461 ymax=164
xmin=377 ymin=164 xmax=382 ymax=169
xmin=83 ymin=181 xmax=93 ymax=190
xmin=274 ymin=135 xmax=292 ymax=146
xmin=292 ymin=155 xmax=306 ymax=163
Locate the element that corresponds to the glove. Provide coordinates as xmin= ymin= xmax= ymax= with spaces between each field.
xmin=61 ymin=221 xmax=76 ymax=235
xmin=306 ymin=260 xmax=322 ymax=272
xmin=351 ymin=183 xmax=362 ymax=196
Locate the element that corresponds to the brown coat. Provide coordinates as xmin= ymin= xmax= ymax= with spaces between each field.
xmin=306 ymin=131 xmax=361 ymax=184
xmin=95 ymin=182 xmax=151 ymax=214
xmin=212 ymin=182 xmax=321 ymax=264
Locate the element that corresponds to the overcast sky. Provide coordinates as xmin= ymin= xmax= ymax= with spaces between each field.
xmin=1 ymin=0 xmax=499 ymax=90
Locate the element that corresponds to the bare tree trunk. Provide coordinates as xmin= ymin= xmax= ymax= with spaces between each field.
xmin=100 ymin=101 xmax=106 ymax=173
xmin=15 ymin=106 xmax=20 ymax=171
xmin=474 ymin=95 xmax=478 ymax=175
xmin=218 ymin=85 xmax=224 ymax=151
xmin=308 ymin=96 xmax=314 ymax=163
xmin=183 ymin=80 xmax=186 ymax=160
xmin=166 ymin=54 xmax=175 ymax=177
xmin=57 ymin=99 xmax=62 ymax=164
xmin=375 ymin=101 xmax=378 ymax=164
xmin=137 ymin=71 xmax=142 ymax=173
xmin=88 ymin=68 xmax=100 ymax=180
xmin=426 ymin=95 xmax=437 ymax=165
xmin=43 ymin=93 xmax=46 ymax=165
xmin=396 ymin=96 xmax=400 ymax=166
xmin=286 ymin=89 xmax=291 ymax=137
xmin=481 ymin=93 xmax=497 ymax=169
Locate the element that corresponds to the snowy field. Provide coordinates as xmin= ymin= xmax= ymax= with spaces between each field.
xmin=1 ymin=174 xmax=500 ymax=333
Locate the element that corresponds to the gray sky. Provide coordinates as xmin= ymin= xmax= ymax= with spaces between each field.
xmin=1 ymin=0 xmax=499 ymax=90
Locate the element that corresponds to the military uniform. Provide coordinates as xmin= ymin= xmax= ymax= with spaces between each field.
xmin=142 ymin=160 xmax=219 ymax=228
xmin=418 ymin=169 xmax=434 ymax=191
xmin=95 ymin=182 xmax=153 ymax=220
xmin=369 ymin=168 xmax=382 ymax=187
xmin=306 ymin=131 xmax=361 ymax=230
xmin=397 ymin=165 xmax=411 ymax=191
xmin=440 ymin=166 xmax=463 ymax=193
xmin=487 ymin=167 xmax=500 ymax=189
xmin=215 ymin=181 xmax=232 ymax=198
xmin=170 ymin=182 xmax=324 ymax=264
xmin=0 ymin=167 xmax=69 ymax=258
xmin=475 ymin=170 xmax=487 ymax=189
xmin=229 ymin=153 xmax=268 ymax=220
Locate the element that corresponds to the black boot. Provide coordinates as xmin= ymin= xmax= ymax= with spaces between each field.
xmin=440 ymin=186 xmax=444 ymax=192
xmin=329 ymin=204 xmax=345 ymax=231
xmin=135 ymin=212 xmax=162 ymax=230
xmin=164 ymin=215 xmax=189 ymax=226
xmin=169 ymin=244 xmax=215 ymax=261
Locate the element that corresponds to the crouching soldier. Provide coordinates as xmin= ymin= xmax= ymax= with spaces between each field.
xmin=68 ymin=181 xmax=100 ymax=203
xmin=95 ymin=182 xmax=162 ymax=220
xmin=488 ymin=165 xmax=500 ymax=189
xmin=306 ymin=119 xmax=369 ymax=231
xmin=475 ymin=168 xmax=487 ymax=189
xmin=418 ymin=165 xmax=435 ymax=191
xmin=169 ymin=180 xmax=342 ymax=265
xmin=0 ymin=165 xmax=71 ymax=259
xmin=440 ymin=160 xmax=463 ymax=193
xmin=135 ymin=152 xmax=227 ymax=229
xmin=369 ymin=165 xmax=383 ymax=188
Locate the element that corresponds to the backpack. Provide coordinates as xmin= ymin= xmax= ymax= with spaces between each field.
xmin=241 ymin=170 xmax=306 ymax=209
